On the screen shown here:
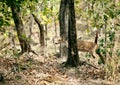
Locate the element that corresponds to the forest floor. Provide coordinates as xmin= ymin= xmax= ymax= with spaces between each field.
xmin=0 ymin=24 xmax=120 ymax=85
xmin=0 ymin=53 xmax=120 ymax=85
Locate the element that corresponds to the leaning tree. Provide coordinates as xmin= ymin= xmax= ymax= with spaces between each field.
xmin=0 ymin=0 xmax=35 ymax=54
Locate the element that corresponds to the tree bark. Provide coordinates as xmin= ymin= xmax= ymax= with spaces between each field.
xmin=32 ymin=14 xmax=45 ymax=47
xmin=66 ymin=0 xmax=80 ymax=67
xmin=28 ymin=14 xmax=34 ymax=41
xmin=59 ymin=0 xmax=69 ymax=57
xmin=44 ymin=24 xmax=48 ymax=56
xmin=10 ymin=2 xmax=30 ymax=54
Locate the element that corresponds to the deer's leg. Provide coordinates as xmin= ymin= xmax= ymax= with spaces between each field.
xmin=96 ymin=52 xmax=105 ymax=64
xmin=89 ymin=50 xmax=96 ymax=58
xmin=91 ymin=53 xmax=95 ymax=58
xmin=90 ymin=51 xmax=99 ymax=65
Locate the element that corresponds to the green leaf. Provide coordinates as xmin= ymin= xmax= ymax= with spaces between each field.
xmin=0 ymin=18 xmax=4 ymax=27
xmin=109 ymin=31 xmax=115 ymax=42
xmin=108 ymin=8 xmax=115 ymax=19
xmin=117 ymin=10 xmax=120 ymax=15
xmin=103 ymin=14 xmax=108 ymax=21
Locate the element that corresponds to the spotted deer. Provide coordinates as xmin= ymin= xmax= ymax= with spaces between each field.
xmin=58 ymin=31 xmax=105 ymax=64
xmin=77 ymin=31 xmax=98 ymax=58
xmin=77 ymin=31 xmax=105 ymax=64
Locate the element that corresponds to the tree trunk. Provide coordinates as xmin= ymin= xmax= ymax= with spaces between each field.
xmin=45 ymin=24 xmax=48 ymax=47
xmin=28 ymin=14 xmax=34 ymax=41
xmin=53 ymin=16 xmax=57 ymax=37
xmin=10 ymin=2 xmax=30 ymax=54
xmin=59 ymin=0 xmax=69 ymax=57
xmin=32 ymin=14 xmax=45 ymax=47
xmin=104 ymin=20 xmax=107 ymax=58
xmin=66 ymin=0 xmax=79 ymax=67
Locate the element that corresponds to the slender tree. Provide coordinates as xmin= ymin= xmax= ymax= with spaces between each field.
xmin=32 ymin=14 xmax=45 ymax=47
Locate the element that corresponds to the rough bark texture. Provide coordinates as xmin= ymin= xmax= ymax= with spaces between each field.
xmin=28 ymin=14 xmax=34 ymax=41
xmin=66 ymin=0 xmax=79 ymax=67
xmin=32 ymin=14 xmax=45 ymax=47
xmin=59 ymin=0 xmax=69 ymax=57
xmin=10 ymin=2 xmax=30 ymax=54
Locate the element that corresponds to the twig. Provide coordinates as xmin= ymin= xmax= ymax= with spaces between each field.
xmin=80 ymin=61 xmax=99 ymax=69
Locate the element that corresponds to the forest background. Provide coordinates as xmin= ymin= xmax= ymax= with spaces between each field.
xmin=0 ymin=0 xmax=120 ymax=85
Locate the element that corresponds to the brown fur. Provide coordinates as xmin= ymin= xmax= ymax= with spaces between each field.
xmin=77 ymin=31 xmax=105 ymax=64
xmin=77 ymin=40 xmax=98 ymax=58
xmin=59 ymin=31 xmax=105 ymax=63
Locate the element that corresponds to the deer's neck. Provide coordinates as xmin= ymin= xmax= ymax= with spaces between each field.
xmin=94 ymin=31 xmax=98 ymax=44
xmin=94 ymin=36 xmax=98 ymax=44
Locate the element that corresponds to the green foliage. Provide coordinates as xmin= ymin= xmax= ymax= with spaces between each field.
xmin=0 ymin=0 xmax=40 ymax=27
xmin=98 ymin=30 xmax=115 ymax=56
xmin=108 ymin=31 xmax=115 ymax=42
xmin=79 ymin=0 xmax=120 ymax=58
xmin=0 ymin=2 xmax=12 ymax=27
xmin=0 ymin=0 xmax=60 ymax=28
xmin=103 ymin=14 xmax=108 ymax=21
xmin=116 ymin=49 xmax=120 ymax=58
xmin=38 ymin=0 xmax=59 ymax=24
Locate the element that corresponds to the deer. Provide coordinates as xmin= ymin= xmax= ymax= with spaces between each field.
xmin=77 ymin=31 xmax=98 ymax=58
xmin=77 ymin=31 xmax=105 ymax=64
xmin=57 ymin=30 xmax=105 ymax=64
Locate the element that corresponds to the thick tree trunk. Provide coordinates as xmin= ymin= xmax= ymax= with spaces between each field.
xmin=32 ymin=14 xmax=45 ymax=47
xmin=10 ymin=3 xmax=30 ymax=54
xmin=66 ymin=0 xmax=79 ymax=67
xmin=59 ymin=0 xmax=68 ymax=57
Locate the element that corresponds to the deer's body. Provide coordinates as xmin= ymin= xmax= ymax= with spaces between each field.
xmin=59 ymin=30 xmax=105 ymax=63
xmin=77 ymin=40 xmax=97 ymax=52
xmin=77 ymin=31 xmax=105 ymax=64
xmin=77 ymin=40 xmax=98 ymax=58
xmin=77 ymin=31 xmax=99 ymax=58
